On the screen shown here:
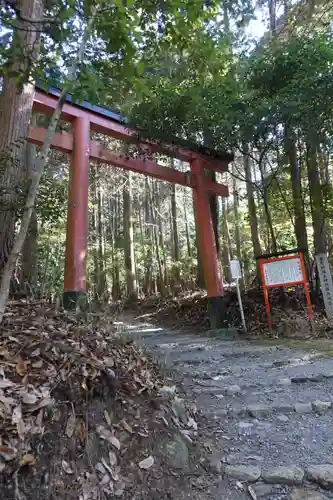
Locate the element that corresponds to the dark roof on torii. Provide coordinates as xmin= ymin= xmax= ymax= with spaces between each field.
xmin=35 ymin=81 xmax=233 ymax=164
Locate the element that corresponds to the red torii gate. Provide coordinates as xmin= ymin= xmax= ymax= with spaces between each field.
xmin=29 ymin=86 xmax=233 ymax=329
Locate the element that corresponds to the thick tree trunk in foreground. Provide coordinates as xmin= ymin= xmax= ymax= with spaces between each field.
xmin=0 ymin=10 xmax=96 ymax=322
xmin=0 ymin=0 xmax=44 ymax=275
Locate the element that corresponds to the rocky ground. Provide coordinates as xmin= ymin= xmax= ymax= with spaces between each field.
xmin=124 ymin=314 xmax=333 ymax=500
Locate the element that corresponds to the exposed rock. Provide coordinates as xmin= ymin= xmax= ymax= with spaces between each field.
xmin=274 ymin=403 xmax=294 ymax=414
xmin=209 ymin=456 xmax=222 ymax=473
xmin=294 ymin=403 xmax=312 ymax=414
xmin=277 ymin=415 xmax=289 ymax=422
xmin=252 ymin=482 xmax=280 ymax=497
xmin=262 ymin=466 xmax=304 ymax=485
xmin=292 ymin=376 xmax=311 ymax=384
xmin=226 ymin=384 xmax=242 ymax=395
xmin=291 ymin=488 xmax=329 ymax=499
xmin=312 ymin=401 xmax=332 ymax=413
xmin=247 ymin=404 xmax=271 ymax=418
xmin=164 ymin=434 xmax=189 ymax=470
xmin=223 ymin=464 xmax=261 ymax=482
xmin=277 ymin=377 xmax=292 ymax=386
xmin=306 ymin=464 xmax=333 ymax=489
xmin=238 ymin=422 xmax=253 ymax=429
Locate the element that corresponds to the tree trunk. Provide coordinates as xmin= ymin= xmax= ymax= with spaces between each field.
xmin=232 ymin=164 xmax=241 ymax=261
xmin=170 ymin=160 xmax=180 ymax=289
xmin=306 ymin=133 xmax=326 ymax=255
xmin=123 ymin=171 xmax=137 ymax=300
xmin=207 ymin=170 xmax=219 ymax=254
xmin=258 ymin=156 xmax=278 ymax=254
xmin=284 ymin=125 xmax=309 ymax=262
xmin=144 ymin=179 xmax=154 ymax=295
xmin=92 ymin=167 xmax=100 ymax=300
xmin=0 ymin=0 xmax=44 ymax=275
xmin=20 ymin=115 xmax=38 ymax=295
xmin=154 ymin=181 xmax=167 ymax=289
xmin=183 ymin=188 xmax=192 ymax=258
xmin=268 ymin=0 xmax=276 ymax=35
xmin=96 ymin=168 xmax=107 ymax=299
xmin=0 ymin=8 xmax=97 ymax=322
xmin=193 ymin=194 xmax=205 ymax=288
xmin=244 ymin=151 xmax=262 ymax=277
xmin=221 ymin=196 xmax=232 ymax=282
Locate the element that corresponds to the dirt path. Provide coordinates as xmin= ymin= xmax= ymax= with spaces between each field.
xmin=123 ymin=315 xmax=333 ymax=500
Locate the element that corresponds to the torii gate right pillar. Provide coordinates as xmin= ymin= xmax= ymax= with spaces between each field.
xmin=191 ymin=158 xmax=229 ymax=330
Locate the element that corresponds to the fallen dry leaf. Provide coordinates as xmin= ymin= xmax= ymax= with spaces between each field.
xmin=121 ymin=420 xmax=133 ymax=434
xmin=32 ymin=360 xmax=43 ymax=369
xmin=104 ymin=410 xmax=112 ymax=426
xmin=0 ymin=379 xmax=15 ymax=389
xmin=15 ymin=357 xmax=26 ymax=377
xmin=248 ymin=485 xmax=257 ymax=500
xmin=12 ymin=405 xmax=22 ymax=424
xmin=95 ymin=462 xmax=107 ymax=475
xmin=96 ymin=425 xmax=121 ymax=450
xmin=99 ymin=473 xmax=111 ymax=486
xmin=187 ymin=417 xmax=198 ymax=431
xmin=103 ymin=357 xmax=114 ymax=367
xmin=25 ymin=398 xmax=54 ymax=413
xmin=20 ymin=454 xmax=36 ymax=467
xmin=62 ymin=459 xmax=74 ymax=475
xmin=109 ymin=451 xmax=117 ymax=466
xmin=22 ymin=393 xmax=38 ymax=405
xmin=138 ymin=456 xmax=154 ymax=470
xmin=0 ymin=394 xmax=15 ymax=412
xmin=65 ymin=413 xmax=76 ymax=438
xmin=114 ymin=480 xmax=125 ymax=496
xmin=0 ymin=446 xmax=17 ymax=461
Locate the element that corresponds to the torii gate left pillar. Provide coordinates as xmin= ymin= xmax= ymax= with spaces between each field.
xmin=63 ymin=117 xmax=90 ymax=309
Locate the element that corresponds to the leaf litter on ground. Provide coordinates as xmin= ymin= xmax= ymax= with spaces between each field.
xmin=0 ymin=299 xmax=201 ymax=500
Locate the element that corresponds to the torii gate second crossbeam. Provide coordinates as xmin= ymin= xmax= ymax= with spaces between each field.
xmin=29 ymin=86 xmax=233 ymax=330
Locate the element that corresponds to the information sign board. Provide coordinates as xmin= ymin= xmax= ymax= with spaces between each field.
xmin=263 ymin=256 xmax=303 ymax=287
xmin=259 ymin=252 xmax=312 ymax=329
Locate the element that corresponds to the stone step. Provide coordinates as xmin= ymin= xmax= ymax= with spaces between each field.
xmin=207 ymin=410 xmax=333 ymax=472
xmin=175 ymin=356 xmax=333 ymax=392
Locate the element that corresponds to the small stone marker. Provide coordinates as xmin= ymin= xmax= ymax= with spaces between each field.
xmin=316 ymin=253 xmax=333 ymax=318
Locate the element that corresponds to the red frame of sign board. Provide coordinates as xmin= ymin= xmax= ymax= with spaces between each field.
xmin=259 ymin=252 xmax=313 ymax=329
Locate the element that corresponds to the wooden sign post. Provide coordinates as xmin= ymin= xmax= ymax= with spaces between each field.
xmin=259 ymin=252 xmax=313 ymax=329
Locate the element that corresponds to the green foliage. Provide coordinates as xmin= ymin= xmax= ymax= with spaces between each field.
xmin=37 ymin=170 xmax=68 ymax=226
xmin=36 ymin=228 xmax=65 ymax=298
xmin=127 ymin=30 xmax=333 ymax=155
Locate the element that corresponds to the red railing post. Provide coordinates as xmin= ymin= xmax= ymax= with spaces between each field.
xmin=63 ymin=117 xmax=90 ymax=308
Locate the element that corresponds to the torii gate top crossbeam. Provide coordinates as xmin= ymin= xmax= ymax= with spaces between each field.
xmin=32 ymin=85 xmax=233 ymax=172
